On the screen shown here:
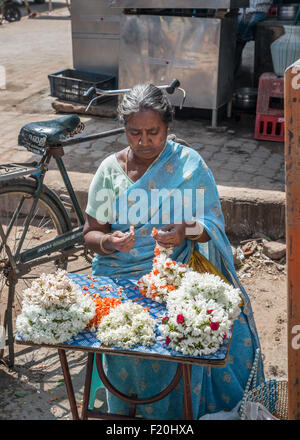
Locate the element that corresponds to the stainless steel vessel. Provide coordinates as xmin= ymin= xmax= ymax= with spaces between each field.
xmin=277 ymin=4 xmax=300 ymax=21
xmin=232 ymin=87 xmax=258 ymax=110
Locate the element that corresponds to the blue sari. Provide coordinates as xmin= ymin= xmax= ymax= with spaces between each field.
xmin=91 ymin=139 xmax=264 ymax=419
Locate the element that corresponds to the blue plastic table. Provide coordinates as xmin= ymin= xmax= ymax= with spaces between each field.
xmin=16 ymin=273 xmax=233 ymax=420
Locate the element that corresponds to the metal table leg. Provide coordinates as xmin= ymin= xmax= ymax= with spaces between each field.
xmin=81 ymin=352 xmax=94 ymax=420
xmin=58 ymin=349 xmax=80 ymax=420
xmin=182 ymin=364 xmax=193 ymax=420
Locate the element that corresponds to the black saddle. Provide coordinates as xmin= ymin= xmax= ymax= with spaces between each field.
xmin=18 ymin=114 xmax=80 ymax=155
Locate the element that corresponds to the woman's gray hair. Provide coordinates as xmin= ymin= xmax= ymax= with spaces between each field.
xmin=118 ymin=83 xmax=174 ymax=125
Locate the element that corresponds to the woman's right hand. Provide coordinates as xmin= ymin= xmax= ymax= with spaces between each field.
xmin=106 ymin=226 xmax=135 ymax=253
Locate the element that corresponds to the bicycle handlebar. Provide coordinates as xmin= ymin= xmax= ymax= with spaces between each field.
xmin=83 ymin=78 xmax=186 ymax=112
xmin=83 ymin=78 xmax=181 ymax=100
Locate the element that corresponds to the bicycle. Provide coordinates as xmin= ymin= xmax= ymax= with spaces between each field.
xmin=0 ymin=79 xmax=184 ymax=367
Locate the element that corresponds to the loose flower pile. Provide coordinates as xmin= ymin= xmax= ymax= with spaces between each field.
xmin=97 ymin=301 xmax=156 ymax=348
xmin=87 ymin=295 xmax=122 ymax=330
xmin=16 ymin=270 xmax=96 ymax=345
xmin=158 ymin=271 xmax=242 ymax=356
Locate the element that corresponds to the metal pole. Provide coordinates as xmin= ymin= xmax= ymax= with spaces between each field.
xmin=284 ymin=60 xmax=300 ymax=420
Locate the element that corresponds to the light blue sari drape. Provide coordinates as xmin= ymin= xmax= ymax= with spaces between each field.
xmin=92 ymin=139 xmax=264 ymax=419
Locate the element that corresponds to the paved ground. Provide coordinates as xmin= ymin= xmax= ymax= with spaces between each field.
xmin=0 ymin=2 xmax=285 ymax=192
xmin=0 ymin=3 xmax=287 ymax=421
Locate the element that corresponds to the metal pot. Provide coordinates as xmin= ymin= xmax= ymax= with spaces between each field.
xmin=232 ymin=87 xmax=258 ymax=110
xmin=277 ymin=4 xmax=299 ymax=21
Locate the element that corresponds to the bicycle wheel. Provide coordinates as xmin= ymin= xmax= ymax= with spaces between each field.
xmin=0 ymin=178 xmax=71 ymax=364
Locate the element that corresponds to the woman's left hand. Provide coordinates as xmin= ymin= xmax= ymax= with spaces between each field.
xmin=153 ymin=223 xmax=186 ymax=248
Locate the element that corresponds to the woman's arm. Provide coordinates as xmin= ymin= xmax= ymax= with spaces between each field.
xmin=83 ymin=214 xmax=135 ymax=254
xmin=83 ymin=215 xmax=113 ymax=255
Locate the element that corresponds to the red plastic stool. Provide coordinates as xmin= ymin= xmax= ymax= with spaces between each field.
xmin=254 ymin=72 xmax=284 ymax=141
xmin=256 ymin=72 xmax=284 ymax=116
xmin=254 ymin=114 xmax=284 ymax=142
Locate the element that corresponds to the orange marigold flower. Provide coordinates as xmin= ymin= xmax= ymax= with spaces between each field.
xmin=87 ymin=296 xmax=122 ymax=329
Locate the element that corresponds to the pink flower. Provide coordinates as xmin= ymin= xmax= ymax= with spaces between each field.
xmin=178 ymin=337 xmax=185 ymax=342
xmin=162 ymin=317 xmax=169 ymax=324
xmin=222 ymin=333 xmax=227 ymax=340
xmin=207 ymin=309 xmax=213 ymax=314
xmin=210 ymin=321 xmax=220 ymax=331
xmin=165 ymin=336 xmax=171 ymax=346
xmin=176 ymin=314 xmax=185 ymax=324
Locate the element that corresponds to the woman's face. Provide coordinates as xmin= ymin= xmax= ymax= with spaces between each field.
xmin=125 ymin=109 xmax=168 ymax=161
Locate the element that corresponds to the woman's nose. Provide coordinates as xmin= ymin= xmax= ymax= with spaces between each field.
xmin=139 ymin=132 xmax=150 ymax=146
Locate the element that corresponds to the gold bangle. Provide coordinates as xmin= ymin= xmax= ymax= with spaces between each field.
xmin=99 ymin=234 xmax=114 ymax=254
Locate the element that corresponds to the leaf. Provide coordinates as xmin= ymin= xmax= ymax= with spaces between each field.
xmin=55 ymin=379 xmax=65 ymax=387
xmin=15 ymin=392 xmax=26 ymax=397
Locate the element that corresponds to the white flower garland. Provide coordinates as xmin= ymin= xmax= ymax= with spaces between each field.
xmin=158 ymin=272 xmax=242 ymax=356
xmin=16 ymin=270 xmax=96 ymax=345
xmin=97 ymin=301 xmax=156 ymax=349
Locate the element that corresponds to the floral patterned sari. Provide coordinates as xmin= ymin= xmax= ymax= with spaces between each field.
xmin=87 ymin=138 xmax=264 ymax=419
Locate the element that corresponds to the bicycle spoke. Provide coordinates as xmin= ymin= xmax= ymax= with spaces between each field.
xmin=0 ymin=196 xmax=25 ymax=254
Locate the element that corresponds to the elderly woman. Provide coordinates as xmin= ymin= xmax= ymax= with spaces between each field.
xmin=83 ymin=84 xmax=264 ymax=419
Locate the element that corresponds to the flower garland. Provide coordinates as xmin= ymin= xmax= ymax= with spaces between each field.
xmin=158 ymin=271 xmax=242 ymax=356
xmin=137 ymin=243 xmax=190 ymax=303
xmin=97 ymin=301 xmax=156 ymax=349
xmin=16 ymin=270 xmax=96 ymax=345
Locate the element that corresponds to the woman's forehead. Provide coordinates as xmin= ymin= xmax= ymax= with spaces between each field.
xmin=126 ymin=109 xmax=166 ymax=128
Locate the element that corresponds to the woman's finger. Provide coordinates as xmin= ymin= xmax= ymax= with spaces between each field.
xmin=160 ymin=223 xmax=175 ymax=233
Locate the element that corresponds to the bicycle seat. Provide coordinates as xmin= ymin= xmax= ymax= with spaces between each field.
xmin=18 ymin=114 xmax=81 ymax=155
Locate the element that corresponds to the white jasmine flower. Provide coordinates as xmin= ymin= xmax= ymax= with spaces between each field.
xmin=16 ymin=270 xmax=96 ymax=345
xmin=97 ymin=301 xmax=156 ymax=349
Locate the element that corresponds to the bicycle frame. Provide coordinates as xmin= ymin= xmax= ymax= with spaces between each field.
xmin=0 ymin=126 xmax=125 ymax=278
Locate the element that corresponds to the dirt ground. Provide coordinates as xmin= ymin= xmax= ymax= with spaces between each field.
xmin=0 ymin=245 xmax=287 ymax=420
